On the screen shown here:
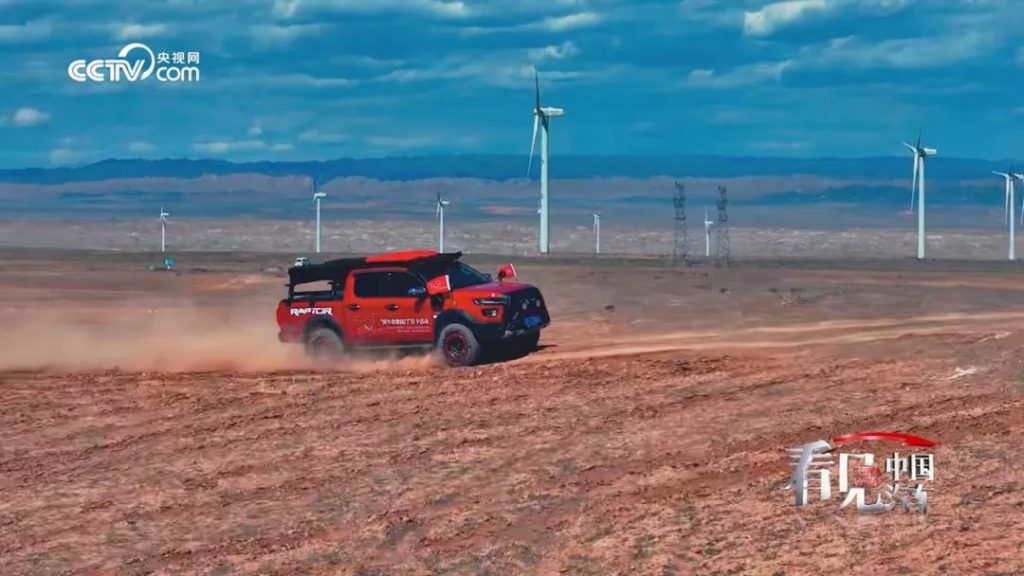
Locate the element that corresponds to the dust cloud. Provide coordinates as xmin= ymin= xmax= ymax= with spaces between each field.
xmin=0 ymin=303 xmax=441 ymax=373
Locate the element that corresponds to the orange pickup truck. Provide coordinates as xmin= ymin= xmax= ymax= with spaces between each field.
xmin=276 ymin=250 xmax=550 ymax=366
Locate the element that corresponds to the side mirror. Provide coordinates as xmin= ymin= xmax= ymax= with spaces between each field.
xmin=496 ymin=263 xmax=517 ymax=282
xmin=426 ymin=274 xmax=451 ymax=297
xmin=407 ymin=286 xmax=427 ymax=298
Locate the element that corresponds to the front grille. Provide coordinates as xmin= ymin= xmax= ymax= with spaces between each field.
xmin=503 ymin=288 xmax=550 ymax=329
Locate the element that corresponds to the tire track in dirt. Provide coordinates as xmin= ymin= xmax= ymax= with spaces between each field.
xmin=533 ymin=310 xmax=1024 ymax=361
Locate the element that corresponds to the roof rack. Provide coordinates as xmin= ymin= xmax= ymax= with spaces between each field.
xmin=287 ymin=251 xmax=463 ymax=286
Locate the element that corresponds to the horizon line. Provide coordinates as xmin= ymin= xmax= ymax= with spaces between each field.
xmin=3 ymin=152 xmax=1024 ymax=172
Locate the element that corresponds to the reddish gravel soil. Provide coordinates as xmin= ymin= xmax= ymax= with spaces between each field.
xmin=2 ymin=251 xmax=1024 ymax=575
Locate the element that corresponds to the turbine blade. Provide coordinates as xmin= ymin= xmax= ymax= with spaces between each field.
xmin=534 ymin=67 xmax=541 ymax=112
xmin=527 ymin=115 xmax=540 ymax=177
xmin=916 ymin=129 xmax=922 ymax=150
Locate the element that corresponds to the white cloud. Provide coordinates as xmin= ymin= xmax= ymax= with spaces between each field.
xmin=743 ymin=0 xmax=920 ymax=36
xmin=329 ymin=55 xmax=408 ymax=68
xmin=528 ymin=41 xmax=580 ymax=62
xmin=248 ymin=121 xmax=263 ymax=136
xmin=377 ymin=58 xmax=590 ymax=88
xmin=0 ymin=19 xmax=52 ymax=43
xmin=193 ymin=140 xmax=267 ymax=153
xmin=49 ymin=148 xmax=83 ymax=165
xmin=193 ymin=139 xmax=293 ymax=154
xmin=129 ymin=141 xmax=155 ymax=153
xmin=685 ymin=61 xmax=792 ymax=88
xmin=542 ymin=11 xmax=601 ymax=31
xmin=813 ymin=32 xmax=992 ymax=69
xmin=223 ymin=73 xmax=358 ymax=89
xmin=260 ymin=73 xmax=357 ymax=87
xmin=10 ymin=107 xmax=50 ymax=126
xmin=251 ymin=23 xmax=327 ymax=48
xmin=111 ymin=23 xmax=168 ymax=40
xmin=743 ymin=0 xmax=827 ymax=37
xmin=459 ymin=9 xmax=603 ymax=36
xmin=274 ymin=0 xmax=469 ymax=19
xmin=299 ymin=130 xmax=350 ymax=144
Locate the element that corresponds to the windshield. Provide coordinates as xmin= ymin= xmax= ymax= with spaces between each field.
xmin=417 ymin=261 xmax=491 ymax=289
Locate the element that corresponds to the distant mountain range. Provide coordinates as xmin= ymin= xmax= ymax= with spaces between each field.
xmin=0 ymin=155 xmax=1019 ymax=226
xmin=1 ymin=154 xmax=1021 ymax=185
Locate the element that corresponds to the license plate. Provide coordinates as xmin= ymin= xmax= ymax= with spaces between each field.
xmin=524 ymin=315 xmax=541 ymax=328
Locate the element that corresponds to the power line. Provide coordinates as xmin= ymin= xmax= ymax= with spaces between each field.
xmin=715 ymin=185 xmax=730 ymax=267
xmin=672 ymin=181 xmax=688 ymax=265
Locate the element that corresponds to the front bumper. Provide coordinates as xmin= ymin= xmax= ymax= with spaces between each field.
xmin=501 ymin=323 xmax=547 ymax=339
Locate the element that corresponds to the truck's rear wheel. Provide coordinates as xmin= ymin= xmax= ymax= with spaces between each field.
xmin=437 ymin=324 xmax=481 ymax=367
xmin=305 ymin=326 xmax=344 ymax=360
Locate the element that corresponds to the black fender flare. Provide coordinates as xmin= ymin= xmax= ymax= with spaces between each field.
xmin=433 ymin=310 xmax=477 ymax=343
xmin=303 ymin=316 xmax=344 ymax=343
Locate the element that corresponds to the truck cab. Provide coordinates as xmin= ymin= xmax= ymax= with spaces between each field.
xmin=276 ymin=250 xmax=550 ymax=366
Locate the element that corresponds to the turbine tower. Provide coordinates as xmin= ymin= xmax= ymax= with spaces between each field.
xmin=903 ymin=132 xmax=938 ymax=260
xmin=311 ymin=177 xmax=326 ymax=254
xmin=703 ymin=206 xmax=713 ymax=258
xmin=436 ymin=192 xmax=450 ymax=252
xmin=994 ymin=170 xmax=1021 ymax=261
xmin=159 ymin=206 xmax=169 ymax=253
xmin=592 ymin=213 xmax=601 ymax=254
xmin=527 ymin=68 xmax=564 ymax=255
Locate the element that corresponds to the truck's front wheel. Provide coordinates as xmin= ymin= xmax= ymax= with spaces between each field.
xmin=437 ymin=324 xmax=481 ymax=367
xmin=305 ymin=326 xmax=344 ymax=360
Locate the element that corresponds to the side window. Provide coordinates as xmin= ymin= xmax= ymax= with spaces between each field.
xmin=448 ymin=263 xmax=473 ymax=289
xmin=387 ymin=272 xmax=424 ymax=297
xmin=353 ymin=272 xmax=389 ymax=298
xmin=353 ymin=271 xmax=424 ymax=298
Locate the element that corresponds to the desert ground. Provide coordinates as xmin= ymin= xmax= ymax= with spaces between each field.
xmin=2 ymin=248 xmax=1024 ymax=575
xmin=0 ymin=216 xmax=1018 ymax=260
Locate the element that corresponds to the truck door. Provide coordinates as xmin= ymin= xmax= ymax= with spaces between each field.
xmin=382 ymin=271 xmax=434 ymax=343
xmin=348 ymin=270 xmax=388 ymax=344
xmin=348 ymin=270 xmax=433 ymax=344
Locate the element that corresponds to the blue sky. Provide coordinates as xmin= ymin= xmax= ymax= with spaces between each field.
xmin=0 ymin=0 xmax=1022 ymax=167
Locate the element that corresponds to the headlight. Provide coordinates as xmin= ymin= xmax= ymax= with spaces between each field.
xmin=473 ymin=296 xmax=509 ymax=306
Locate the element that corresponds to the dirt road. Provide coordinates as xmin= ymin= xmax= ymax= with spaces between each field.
xmin=2 ymin=252 xmax=1023 ymax=575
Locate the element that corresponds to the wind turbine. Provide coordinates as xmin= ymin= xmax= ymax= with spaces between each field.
xmin=592 ymin=213 xmax=601 ymax=254
xmin=436 ymin=192 xmax=450 ymax=252
xmin=527 ymin=68 xmax=564 ymax=255
xmin=903 ymin=131 xmax=938 ymax=260
xmin=311 ymin=177 xmax=326 ymax=254
xmin=159 ymin=207 xmax=169 ymax=252
xmin=703 ymin=207 xmax=714 ymax=258
xmin=994 ymin=169 xmax=1021 ymax=260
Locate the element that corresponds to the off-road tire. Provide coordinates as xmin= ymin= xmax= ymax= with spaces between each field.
xmin=305 ymin=326 xmax=344 ymax=360
xmin=437 ymin=323 xmax=481 ymax=367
